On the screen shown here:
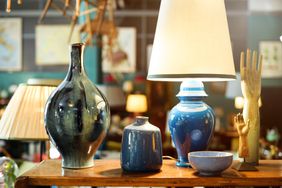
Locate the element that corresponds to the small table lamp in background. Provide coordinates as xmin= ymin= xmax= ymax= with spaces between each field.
xmin=147 ymin=0 xmax=236 ymax=167
xmin=0 ymin=79 xmax=60 ymax=161
xmin=126 ymin=94 xmax=148 ymax=117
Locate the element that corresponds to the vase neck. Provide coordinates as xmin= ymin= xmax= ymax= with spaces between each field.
xmin=134 ymin=116 xmax=149 ymax=126
xmin=66 ymin=43 xmax=86 ymax=80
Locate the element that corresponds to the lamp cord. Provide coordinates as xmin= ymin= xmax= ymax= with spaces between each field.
xmin=162 ymin=156 xmax=177 ymax=160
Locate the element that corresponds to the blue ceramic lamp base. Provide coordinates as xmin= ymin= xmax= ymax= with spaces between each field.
xmin=168 ymin=80 xmax=215 ymax=167
xmin=176 ymin=160 xmax=190 ymax=168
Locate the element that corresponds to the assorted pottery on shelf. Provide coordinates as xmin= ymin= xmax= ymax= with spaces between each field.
xmin=44 ymin=43 xmax=233 ymax=176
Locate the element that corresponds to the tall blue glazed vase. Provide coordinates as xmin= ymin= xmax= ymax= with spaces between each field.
xmin=168 ymin=80 xmax=215 ymax=167
xmin=44 ymin=43 xmax=110 ymax=169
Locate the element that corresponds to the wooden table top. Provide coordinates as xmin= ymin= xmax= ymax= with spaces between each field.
xmin=15 ymin=159 xmax=282 ymax=187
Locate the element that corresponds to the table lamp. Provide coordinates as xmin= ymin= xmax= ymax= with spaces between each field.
xmin=0 ymin=79 xmax=60 ymax=160
xmin=147 ymin=0 xmax=236 ymax=167
xmin=126 ymin=94 xmax=148 ymax=116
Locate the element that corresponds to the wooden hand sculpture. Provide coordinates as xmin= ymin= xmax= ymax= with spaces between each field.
xmin=234 ymin=113 xmax=250 ymax=158
xmin=240 ymin=49 xmax=262 ymax=164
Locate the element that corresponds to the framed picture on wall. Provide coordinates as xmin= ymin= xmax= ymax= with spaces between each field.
xmin=35 ymin=25 xmax=80 ymax=65
xmin=102 ymin=27 xmax=136 ymax=73
xmin=259 ymin=41 xmax=282 ymax=78
xmin=0 ymin=18 xmax=22 ymax=71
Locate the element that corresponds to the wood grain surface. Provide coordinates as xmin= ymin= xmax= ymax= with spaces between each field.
xmin=15 ymin=159 xmax=282 ymax=187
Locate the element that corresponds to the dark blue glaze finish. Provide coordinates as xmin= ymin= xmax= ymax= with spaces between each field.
xmin=44 ymin=43 xmax=110 ymax=169
xmin=168 ymin=80 xmax=215 ymax=167
xmin=121 ymin=116 xmax=163 ymax=172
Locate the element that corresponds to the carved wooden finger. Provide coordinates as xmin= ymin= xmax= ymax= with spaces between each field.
xmin=246 ymin=48 xmax=251 ymax=70
xmin=252 ymin=51 xmax=257 ymax=72
xmin=240 ymin=52 xmax=245 ymax=80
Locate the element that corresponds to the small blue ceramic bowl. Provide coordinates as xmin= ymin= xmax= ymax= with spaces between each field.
xmin=188 ymin=151 xmax=233 ymax=176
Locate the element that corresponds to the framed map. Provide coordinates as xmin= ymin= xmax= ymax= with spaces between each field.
xmin=0 ymin=18 xmax=22 ymax=71
xmin=102 ymin=27 xmax=136 ymax=73
xmin=36 ymin=25 xmax=80 ymax=65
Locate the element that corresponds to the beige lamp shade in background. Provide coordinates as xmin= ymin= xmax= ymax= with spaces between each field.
xmin=147 ymin=0 xmax=235 ymax=81
xmin=126 ymin=94 xmax=148 ymax=113
xmin=0 ymin=79 xmax=60 ymax=140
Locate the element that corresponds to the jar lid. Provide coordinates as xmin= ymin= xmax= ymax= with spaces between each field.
xmin=176 ymin=80 xmax=207 ymax=97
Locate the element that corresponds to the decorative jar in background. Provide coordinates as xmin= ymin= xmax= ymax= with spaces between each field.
xmin=121 ymin=116 xmax=162 ymax=172
xmin=44 ymin=43 xmax=110 ymax=169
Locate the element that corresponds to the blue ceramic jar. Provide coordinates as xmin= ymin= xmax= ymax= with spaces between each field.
xmin=44 ymin=43 xmax=110 ymax=169
xmin=168 ymin=80 xmax=215 ymax=167
xmin=121 ymin=116 xmax=162 ymax=172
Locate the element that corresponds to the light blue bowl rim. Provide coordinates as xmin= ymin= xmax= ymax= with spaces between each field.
xmin=188 ymin=151 xmax=233 ymax=158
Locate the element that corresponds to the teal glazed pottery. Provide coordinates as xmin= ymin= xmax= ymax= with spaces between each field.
xmin=121 ymin=116 xmax=163 ymax=172
xmin=168 ymin=80 xmax=215 ymax=167
xmin=188 ymin=151 xmax=233 ymax=176
xmin=44 ymin=43 xmax=110 ymax=169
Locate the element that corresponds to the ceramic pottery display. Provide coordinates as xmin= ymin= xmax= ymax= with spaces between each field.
xmin=121 ymin=116 xmax=162 ymax=172
xmin=44 ymin=43 xmax=110 ymax=169
xmin=168 ymin=80 xmax=215 ymax=167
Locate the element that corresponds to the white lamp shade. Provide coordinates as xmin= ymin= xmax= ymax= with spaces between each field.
xmin=126 ymin=94 xmax=148 ymax=113
xmin=0 ymin=84 xmax=56 ymax=140
xmin=147 ymin=0 xmax=235 ymax=81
